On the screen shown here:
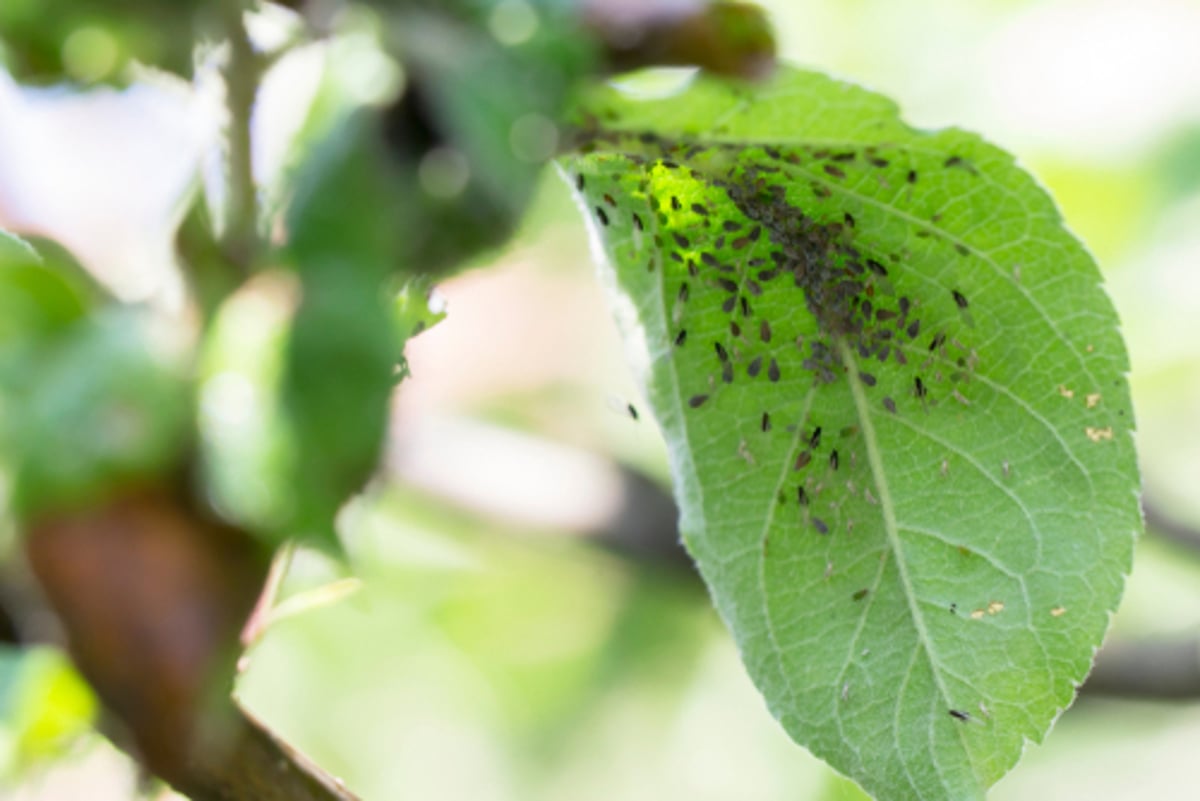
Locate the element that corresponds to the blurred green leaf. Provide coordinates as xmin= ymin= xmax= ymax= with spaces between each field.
xmin=0 ymin=646 xmax=96 ymax=777
xmin=0 ymin=0 xmax=210 ymax=83
xmin=8 ymin=307 xmax=192 ymax=518
xmin=566 ymin=66 xmax=1139 ymax=800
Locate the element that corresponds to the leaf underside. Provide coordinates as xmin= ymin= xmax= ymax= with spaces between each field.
xmin=564 ymin=68 xmax=1139 ymax=801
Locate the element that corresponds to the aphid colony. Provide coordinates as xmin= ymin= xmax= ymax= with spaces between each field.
xmin=573 ymin=131 xmax=981 ymax=539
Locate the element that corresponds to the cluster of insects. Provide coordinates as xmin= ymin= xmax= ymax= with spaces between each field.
xmin=573 ymin=128 xmax=982 ymax=541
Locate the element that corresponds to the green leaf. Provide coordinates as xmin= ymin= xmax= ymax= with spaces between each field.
xmin=9 ymin=307 xmax=191 ymax=518
xmin=564 ymin=67 xmax=1139 ymax=800
xmin=0 ymin=646 xmax=96 ymax=777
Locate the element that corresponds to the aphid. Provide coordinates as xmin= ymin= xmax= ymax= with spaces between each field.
xmin=730 ymin=321 xmax=742 ymax=338
xmin=767 ymin=358 xmax=781 ymax=382
xmin=883 ymin=397 xmax=897 ymax=414
xmin=575 ymin=174 xmax=585 ymax=190
xmin=674 ymin=329 xmax=688 ymax=347
xmin=688 ymin=394 xmax=709 ymax=408
xmin=952 ymin=289 xmax=969 ymax=309
xmin=852 ymin=588 xmax=869 ymax=601
xmin=869 ymin=156 xmax=889 ymax=168
xmin=794 ymin=451 xmax=812 ymax=471
xmin=915 ymin=376 xmax=927 ymax=399
xmin=797 ymin=485 xmax=808 ymax=505
xmin=673 ymin=232 xmax=690 ymax=249
xmin=717 ymin=277 xmax=739 ymax=294
xmin=723 ymin=220 xmax=741 ymax=232
xmin=929 ymin=331 xmax=946 ymax=352
xmin=760 ymin=320 xmax=772 ymax=343
xmin=844 ymin=212 xmax=856 ymax=228
xmin=722 ymin=296 xmax=736 ymax=313
xmin=954 ymin=242 xmax=970 ymax=257
xmin=808 ymin=427 xmax=822 ymax=448
xmin=866 ymin=259 xmax=888 ymax=277
xmin=740 ymin=297 xmax=753 ymax=318
xmin=906 ymin=169 xmax=918 ymax=184
xmin=761 ymin=411 xmax=771 ymax=432
xmin=671 ymin=196 xmax=682 ymax=211
xmin=948 ymin=710 xmax=970 ymax=722
xmin=812 ymin=517 xmax=830 ymax=535
xmin=829 ymin=449 xmax=839 ymax=471
xmin=603 ymin=193 xmax=617 ymax=207
xmin=701 ymin=252 xmax=720 ymax=268
xmin=747 ymin=356 xmax=762 ymax=377
xmin=722 ymin=362 xmax=734 ymax=384
xmin=596 ymin=206 xmax=609 ymax=226
xmin=906 ymin=319 xmax=921 ymax=339
xmin=823 ymin=164 xmax=846 ymax=179
xmin=859 ymin=371 xmax=877 ymax=387
xmin=691 ymin=203 xmax=709 ymax=216
xmin=627 ymin=404 xmax=639 ymax=420
xmin=714 ymin=342 xmax=730 ymax=363
xmin=678 ymin=282 xmax=690 ymax=303
xmin=632 ymin=213 xmax=644 ymax=231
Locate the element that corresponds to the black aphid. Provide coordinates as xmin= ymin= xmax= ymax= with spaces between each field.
xmin=883 ymin=397 xmax=897 ymax=414
xmin=859 ymin=371 xmax=876 ymax=386
xmin=747 ymin=356 xmax=763 ymax=377
xmin=830 ymin=449 xmax=839 ymax=470
xmin=722 ymin=296 xmax=736 ymax=313
xmin=688 ymin=394 xmax=709 ymax=408
xmin=673 ymin=232 xmax=690 ymax=249
xmin=955 ymin=242 xmax=970 ymax=257
xmin=767 ymin=358 xmax=781 ymax=382
xmin=867 ymin=259 xmax=888 ymax=277
xmin=678 ymin=282 xmax=690 ymax=303
xmin=761 ymin=411 xmax=771 ymax=432
xmin=906 ymin=169 xmax=918 ymax=184
xmin=627 ymin=404 xmax=639 ymax=420
xmin=869 ymin=157 xmax=889 ymax=168
xmin=797 ymin=486 xmax=808 ymax=505
xmin=915 ymin=376 xmax=927 ymax=399
xmin=844 ymin=212 xmax=856 ymax=228
xmin=809 ymin=427 xmax=823 ymax=449
xmin=823 ymin=164 xmax=846 ymax=179
xmin=717 ymin=277 xmax=739 ymax=294
xmin=674 ymin=329 xmax=688 ymax=347
xmin=832 ymin=151 xmax=856 ymax=162
xmin=952 ymin=289 xmax=969 ymax=309
xmin=929 ymin=331 xmax=946 ymax=351
xmin=723 ymin=220 xmax=741 ymax=232
xmin=714 ymin=342 xmax=729 ymax=363
xmin=740 ymin=297 xmax=752 ymax=318
xmin=691 ymin=203 xmax=709 ymax=216
xmin=906 ymin=319 xmax=921 ymax=339
xmin=701 ymin=252 xmax=720 ymax=268
xmin=812 ymin=517 xmax=830 ymax=535
xmin=671 ymin=196 xmax=682 ymax=211
xmin=603 ymin=193 xmax=617 ymax=207
xmin=596 ymin=206 xmax=609 ymax=226
xmin=852 ymin=588 xmax=869 ymax=601
xmin=632 ymin=213 xmax=644 ymax=231
xmin=795 ymin=451 xmax=812 ymax=471
xmin=730 ymin=321 xmax=741 ymax=338
xmin=948 ymin=710 xmax=970 ymax=722
xmin=722 ymin=363 xmax=734 ymax=384
xmin=760 ymin=320 xmax=772 ymax=343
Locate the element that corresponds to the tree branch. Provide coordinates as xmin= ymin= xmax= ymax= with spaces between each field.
xmin=218 ymin=0 xmax=262 ymax=271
